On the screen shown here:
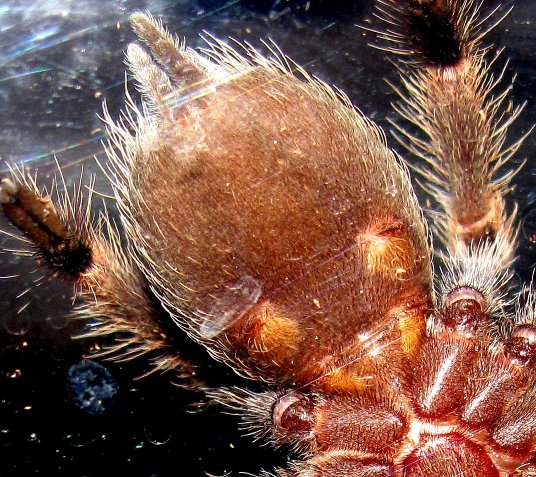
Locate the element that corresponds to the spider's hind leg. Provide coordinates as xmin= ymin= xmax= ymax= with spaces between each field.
xmin=372 ymin=0 xmax=530 ymax=335
xmin=374 ymin=0 xmax=526 ymax=266
xmin=0 ymin=172 xmax=201 ymax=384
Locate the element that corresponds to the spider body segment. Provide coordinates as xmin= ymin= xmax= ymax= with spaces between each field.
xmin=1 ymin=1 xmax=536 ymax=476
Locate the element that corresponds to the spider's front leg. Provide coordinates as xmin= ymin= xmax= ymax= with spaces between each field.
xmin=0 ymin=173 xmax=200 ymax=381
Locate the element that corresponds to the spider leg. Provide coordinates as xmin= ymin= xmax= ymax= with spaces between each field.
xmin=374 ymin=0 xmax=526 ymax=266
xmin=0 ymin=173 xmax=202 ymax=384
xmin=370 ymin=0 xmax=531 ymax=340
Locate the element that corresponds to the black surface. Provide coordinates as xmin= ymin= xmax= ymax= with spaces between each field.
xmin=0 ymin=1 xmax=535 ymax=476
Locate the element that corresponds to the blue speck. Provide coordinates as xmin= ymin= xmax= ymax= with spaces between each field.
xmin=67 ymin=359 xmax=119 ymax=416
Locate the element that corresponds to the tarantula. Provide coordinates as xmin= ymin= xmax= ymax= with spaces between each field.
xmin=1 ymin=0 xmax=535 ymax=475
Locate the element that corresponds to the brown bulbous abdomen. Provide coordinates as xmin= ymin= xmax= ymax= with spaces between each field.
xmin=127 ymin=66 xmax=432 ymax=385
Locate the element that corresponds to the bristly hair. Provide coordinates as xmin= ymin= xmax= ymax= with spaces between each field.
xmin=515 ymin=283 xmax=536 ymax=326
xmin=207 ymin=387 xmax=318 ymax=456
xmin=1 ymin=163 xmax=94 ymax=281
xmin=436 ymin=227 xmax=518 ymax=338
xmin=75 ymin=215 xmax=203 ymax=384
xmin=372 ymin=0 xmax=508 ymax=68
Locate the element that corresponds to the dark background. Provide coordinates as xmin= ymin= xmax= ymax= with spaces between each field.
xmin=0 ymin=0 xmax=534 ymax=476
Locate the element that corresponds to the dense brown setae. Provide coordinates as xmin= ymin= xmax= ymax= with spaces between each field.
xmin=1 ymin=0 xmax=535 ymax=476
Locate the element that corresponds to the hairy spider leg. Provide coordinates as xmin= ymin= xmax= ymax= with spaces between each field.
xmin=0 ymin=170 xmax=201 ymax=382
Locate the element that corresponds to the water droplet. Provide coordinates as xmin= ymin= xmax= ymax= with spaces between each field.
xmin=143 ymin=424 xmax=172 ymax=446
xmin=2 ymin=313 xmax=30 ymax=336
xmin=45 ymin=314 xmax=68 ymax=330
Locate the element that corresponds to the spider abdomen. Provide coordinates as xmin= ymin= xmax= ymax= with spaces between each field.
xmin=115 ymin=55 xmax=433 ymax=385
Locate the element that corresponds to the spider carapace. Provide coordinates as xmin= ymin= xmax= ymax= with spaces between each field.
xmin=1 ymin=1 xmax=535 ymax=476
